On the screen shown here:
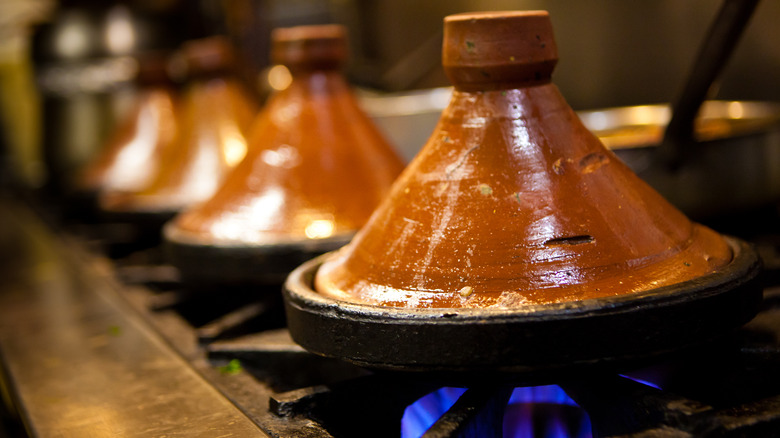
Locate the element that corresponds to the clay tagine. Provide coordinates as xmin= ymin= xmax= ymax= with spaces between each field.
xmin=282 ymin=10 xmax=762 ymax=373
xmin=164 ymin=24 xmax=405 ymax=285
xmin=99 ymin=36 xmax=258 ymax=221
xmin=76 ymin=52 xmax=179 ymax=198
xmin=313 ymin=11 xmax=737 ymax=309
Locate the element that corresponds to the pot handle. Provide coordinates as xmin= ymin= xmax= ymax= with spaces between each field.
xmin=659 ymin=0 xmax=760 ymax=169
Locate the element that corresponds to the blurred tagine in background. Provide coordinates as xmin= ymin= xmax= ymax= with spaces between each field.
xmin=74 ymin=51 xmax=180 ymax=218
xmin=99 ymin=36 xmax=258 ymax=228
xmin=164 ymin=24 xmax=405 ymax=287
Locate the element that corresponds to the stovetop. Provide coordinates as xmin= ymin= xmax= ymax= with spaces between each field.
xmin=2 ymin=195 xmax=780 ymax=437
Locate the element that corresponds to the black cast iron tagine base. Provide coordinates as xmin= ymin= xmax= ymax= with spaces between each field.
xmin=165 ymin=227 xmax=353 ymax=287
xmin=99 ymin=208 xmax=178 ymax=239
xmin=283 ymin=237 xmax=762 ymax=382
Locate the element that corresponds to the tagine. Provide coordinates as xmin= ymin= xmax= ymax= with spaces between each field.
xmin=76 ymin=52 xmax=179 ymax=197
xmin=282 ymin=11 xmax=761 ymax=373
xmin=164 ymin=25 xmax=405 ymax=285
xmin=100 ymin=36 xmax=258 ymax=220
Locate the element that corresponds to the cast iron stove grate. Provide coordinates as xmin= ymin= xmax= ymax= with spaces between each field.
xmin=91 ymin=214 xmax=780 ymax=438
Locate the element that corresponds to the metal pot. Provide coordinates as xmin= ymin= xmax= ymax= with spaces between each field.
xmin=580 ymin=100 xmax=780 ymax=219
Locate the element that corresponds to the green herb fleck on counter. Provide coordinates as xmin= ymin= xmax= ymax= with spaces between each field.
xmin=108 ymin=325 xmax=122 ymax=337
xmin=218 ymin=359 xmax=243 ymax=375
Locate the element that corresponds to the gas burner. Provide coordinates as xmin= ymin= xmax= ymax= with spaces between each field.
xmin=4 ymin=196 xmax=780 ymax=437
xmin=108 ymin=228 xmax=780 ymax=437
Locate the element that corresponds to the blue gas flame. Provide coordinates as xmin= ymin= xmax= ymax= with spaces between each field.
xmin=619 ymin=373 xmax=663 ymax=390
xmin=401 ymin=387 xmax=467 ymax=437
xmin=401 ymin=385 xmax=592 ymax=438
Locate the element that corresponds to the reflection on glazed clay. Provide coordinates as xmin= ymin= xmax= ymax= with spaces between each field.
xmin=77 ymin=87 xmax=178 ymax=194
xmin=305 ymin=218 xmax=335 ymax=239
xmin=460 ymin=116 xmax=488 ymax=129
xmin=209 ymin=187 xmax=284 ymax=242
xmin=267 ymin=65 xmax=292 ymax=91
xmin=103 ymin=93 xmax=174 ymax=191
xmin=272 ymin=98 xmax=302 ymax=126
xmin=221 ymin=124 xmax=248 ymax=168
xmin=261 ymin=144 xmax=300 ymax=168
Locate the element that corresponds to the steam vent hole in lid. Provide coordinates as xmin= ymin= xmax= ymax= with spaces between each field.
xmin=312 ymin=10 xmax=734 ymax=309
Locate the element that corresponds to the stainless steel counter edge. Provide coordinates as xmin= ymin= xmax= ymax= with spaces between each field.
xmin=0 ymin=199 xmax=268 ymax=437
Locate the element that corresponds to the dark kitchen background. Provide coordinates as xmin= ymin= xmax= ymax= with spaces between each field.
xmin=1 ymin=0 xmax=780 ymax=191
xmin=2 ymin=1 xmax=780 ymax=437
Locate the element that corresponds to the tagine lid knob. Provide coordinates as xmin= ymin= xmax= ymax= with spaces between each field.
xmin=133 ymin=51 xmax=176 ymax=86
xmin=271 ymin=24 xmax=348 ymax=71
xmin=181 ymin=35 xmax=237 ymax=77
xmin=443 ymin=11 xmax=558 ymax=90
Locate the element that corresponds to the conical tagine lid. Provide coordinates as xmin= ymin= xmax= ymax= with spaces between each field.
xmin=77 ymin=52 xmax=179 ymax=196
xmin=100 ymin=36 xmax=258 ymax=216
xmin=166 ymin=24 xmax=405 ymax=247
xmin=314 ymin=11 xmax=733 ymax=309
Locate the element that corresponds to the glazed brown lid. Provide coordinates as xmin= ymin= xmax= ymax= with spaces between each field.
xmin=100 ymin=71 xmax=258 ymax=214
xmin=76 ymin=86 xmax=178 ymax=194
xmin=165 ymin=24 xmax=405 ymax=246
xmin=270 ymin=24 xmax=348 ymax=72
xmin=443 ymin=10 xmax=557 ymax=90
xmin=134 ymin=51 xmax=176 ymax=86
xmin=75 ymin=53 xmax=179 ymax=195
xmin=181 ymin=35 xmax=237 ymax=78
xmin=313 ymin=11 xmax=733 ymax=309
